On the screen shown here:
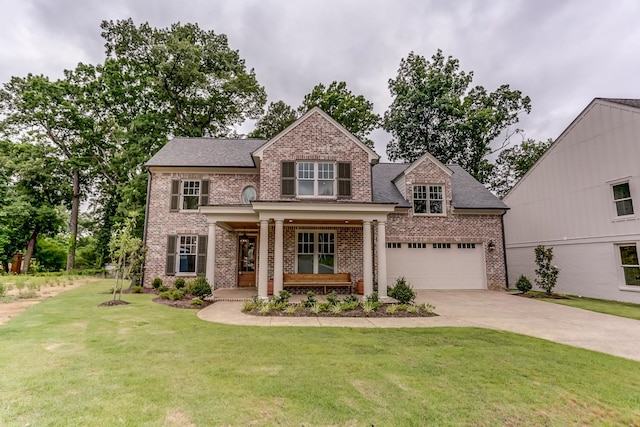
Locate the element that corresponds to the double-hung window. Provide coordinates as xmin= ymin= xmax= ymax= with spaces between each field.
xmin=413 ymin=185 xmax=444 ymax=215
xmin=612 ymin=182 xmax=634 ymax=216
xmin=170 ymin=179 xmax=209 ymax=211
xmin=181 ymin=181 xmax=200 ymax=210
xmin=178 ymin=235 xmax=198 ymax=273
xmin=165 ymin=235 xmax=207 ymax=276
xmin=297 ymin=231 xmax=335 ymax=273
xmin=297 ymin=162 xmax=335 ymax=196
xmin=619 ymin=244 xmax=640 ymax=286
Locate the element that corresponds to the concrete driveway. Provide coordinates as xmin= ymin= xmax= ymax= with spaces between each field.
xmin=415 ymin=290 xmax=640 ymax=362
xmin=198 ymin=289 xmax=640 ymax=362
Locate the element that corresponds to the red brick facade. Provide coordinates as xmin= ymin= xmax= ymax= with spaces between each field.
xmin=143 ymin=109 xmax=507 ymax=291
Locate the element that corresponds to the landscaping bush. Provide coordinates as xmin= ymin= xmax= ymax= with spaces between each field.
xmin=186 ymin=277 xmax=212 ymax=298
xmin=515 ymin=274 xmax=532 ymax=293
xmin=326 ymin=291 xmax=340 ymax=306
xmin=273 ymin=290 xmax=291 ymax=305
xmin=160 ymin=289 xmax=184 ymax=301
xmin=190 ymin=297 xmax=204 ymax=306
xmin=365 ymin=292 xmax=379 ymax=303
xmin=131 ymin=286 xmax=143 ymax=293
xmin=174 ymin=278 xmax=186 ymax=289
xmin=388 ymin=277 xmax=416 ymax=304
xmin=302 ymin=291 xmax=317 ymax=307
xmin=151 ymin=278 xmax=163 ymax=289
xmin=158 ymin=285 xmax=169 ymax=292
xmin=534 ymin=245 xmax=560 ymax=295
xmin=342 ymin=294 xmax=358 ymax=304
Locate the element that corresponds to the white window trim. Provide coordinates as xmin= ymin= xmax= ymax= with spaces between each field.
xmin=610 ymin=180 xmax=635 ymax=218
xmin=180 ymin=180 xmax=201 ymax=211
xmin=176 ymin=234 xmax=198 ymax=276
xmin=295 ymin=230 xmax=337 ymax=273
xmin=412 ymin=184 xmax=446 ymax=216
xmin=296 ymin=161 xmax=337 ymax=198
xmin=617 ymin=242 xmax=640 ymax=290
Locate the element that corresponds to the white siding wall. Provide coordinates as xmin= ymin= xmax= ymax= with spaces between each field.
xmin=504 ymin=101 xmax=640 ymax=302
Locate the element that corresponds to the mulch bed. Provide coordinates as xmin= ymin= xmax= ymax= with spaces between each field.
xmin=98 ymin=300 xmax=131 ymax=307
xmin=244 ymin=306 xmax=438 ymax=318
xmin=513 ymin=292 xmax=569 ymax=300
xmin=152 ymin=297 xmax=213 ymax=310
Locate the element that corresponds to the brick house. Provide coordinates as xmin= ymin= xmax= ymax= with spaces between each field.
xmin=143 ymin=107 xmax=508 ymax=297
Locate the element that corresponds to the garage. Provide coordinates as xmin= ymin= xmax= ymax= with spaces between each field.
xmin=386 ymin=242 xmax=486 ymax=290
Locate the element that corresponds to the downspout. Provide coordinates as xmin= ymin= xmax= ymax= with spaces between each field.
xmin=501 ymin=211 xmax=509 ymax=289
xmin=141 ymin=169 xmax=152 ymax=286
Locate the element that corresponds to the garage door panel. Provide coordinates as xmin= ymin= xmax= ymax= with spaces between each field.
xmin=386 ymin=245 xmax=485 ymax=290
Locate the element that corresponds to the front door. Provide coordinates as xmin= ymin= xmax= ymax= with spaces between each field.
xmin=237 ymin=235 xmax=256 ymax=287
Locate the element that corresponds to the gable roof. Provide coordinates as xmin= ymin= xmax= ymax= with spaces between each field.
xmin=146 ymin=138 xmax=266 ymax=168
xmin=372 ymin=163 xmax=508 ymax=210
xmin=598 ymin=98 xmax=640 ymax=109
xmin=252 ymin=107 xmax=380 ymax=163
xmin=402 ymin=151 xmax=452 ymax=177
xmin=504 ymin=97 xmax=640 ymax=199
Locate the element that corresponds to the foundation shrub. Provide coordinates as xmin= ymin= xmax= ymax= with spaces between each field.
xmin=388 ymin=277 xmax=416 ymax=304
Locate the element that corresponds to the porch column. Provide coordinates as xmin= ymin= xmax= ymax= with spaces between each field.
xmin=257 ymin=219 xmax=270 ymax=299
xmin=206 ymin=222 xmax=216 ymax=291
xmin=273 ymin=219 xmax=284 ymax=295
xmin=376 ymin=220 xmax=388 ymax=299
xmin=363 ymin=220 xmax=373 ymax=296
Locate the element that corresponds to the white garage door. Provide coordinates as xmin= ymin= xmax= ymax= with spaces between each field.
xmin=386 ymin=242 xmax=486 ymax=290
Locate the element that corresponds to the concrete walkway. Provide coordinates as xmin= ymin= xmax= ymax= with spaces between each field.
xmin=197 ymin=289 xmax=640 ymax=362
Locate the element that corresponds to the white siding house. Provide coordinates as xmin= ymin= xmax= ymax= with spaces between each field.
xmin=504 ymin=98 xmax=640 ymax=303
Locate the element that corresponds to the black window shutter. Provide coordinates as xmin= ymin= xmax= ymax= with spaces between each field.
xmin=170 ymin=180 xmax=180 ymax=211
xmin=166 ymin=235 xmax=177 ymax=275
xmin=196 ymin=235 xmax=208 ymax=276
xmin=281 ymin=161 xmax=295 ymax=197
xmin=200 ymin=180 xmax=209 ymax=206
xmin=338 ymin=162 xmax=352 ymax=198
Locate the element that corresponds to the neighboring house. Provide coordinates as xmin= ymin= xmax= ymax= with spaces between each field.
xmin=143 ymin=107 xmax=508 ymax=297
xmin=504 ymin=98 xmax=640 ymax=303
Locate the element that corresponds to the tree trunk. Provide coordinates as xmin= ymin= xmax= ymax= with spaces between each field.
xmin=21 ymin=227 xmax=40 ymax=274
xmin=66 ymin=169 xmax=80 ymax=271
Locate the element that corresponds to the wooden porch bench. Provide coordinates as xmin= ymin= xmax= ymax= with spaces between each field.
xmin=283 ymin=273 xmax=353 ymax=295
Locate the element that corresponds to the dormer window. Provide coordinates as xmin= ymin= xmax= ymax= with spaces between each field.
xmin=413 ymin=184 xmax=444 ymax=215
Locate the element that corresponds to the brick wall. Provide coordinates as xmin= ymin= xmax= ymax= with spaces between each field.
xmin=144 ymin=171 xmax=258 ymax=288
xmin=259 ymin=111 xmax=373 ymax=202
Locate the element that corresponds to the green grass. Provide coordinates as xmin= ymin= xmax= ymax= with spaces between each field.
xmin=1 ymin=281 xmax=639 ymax=426
xmin=535 ymin=293 xmax=640 ymax=321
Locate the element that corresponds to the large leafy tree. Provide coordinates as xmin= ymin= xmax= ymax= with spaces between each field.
xmin=299 ymin=81 xmax=380 ymax=147
xmin=489 ymin=138 xmax=552 ymax=197
xmin=248 ymin=100 xmax=298 ymax=139
xmin=384 ymin=50 xmax=531 ymax=181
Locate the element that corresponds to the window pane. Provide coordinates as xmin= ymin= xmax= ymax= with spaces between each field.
xmin=298 ymin=162 xmax=314 ymax=179
xmin=298 ymin=180 xmax=314 ymax=195
xmin=318 ymin=255 xmax=335 ymax=274
xmin=318 ymin=163 xmax=334 ymax=179
xmin=413 ymin=185 xmax=427 ymax=200
xmin=183 ymin=195 xmax=199 ymax=210
xmin=297 ymin=255 xmax=313 ymax=273
xmin=623 ymin=267 xmax=640 ymax=286
xmin=414 ymin=200 xmax=427 ymax=214
xmin=297 ymin=233 xmax=314 ymax=254
xmin=179 ymin=255 xmax=196 ymax=272
xmin=613 ymin=183 xmax=631 ymax=200
xmin=430 ymin=200 xmax=443 ymax=214
xmin=620 ymin=246 xmax=639 ymax=266
xmin=616 ymin=199 xmax=634 ymax=216
xmin=318 ymin=180 xmax=334 ymax=196
xmin=429 ymin=185 xmax=443 ymax=200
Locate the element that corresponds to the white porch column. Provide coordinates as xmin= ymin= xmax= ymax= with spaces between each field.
xmin=206 ymin=222 xmax=216 ymax=292
xmin=363 ymin=220 xmax=373 ymax=296
xmin=257 ymin=219 xmax=270 ymax=299
xmin=376 ymin=220 xmax=388 ymax=298
xmin=273 ymin=219 xmax=284 ymax=295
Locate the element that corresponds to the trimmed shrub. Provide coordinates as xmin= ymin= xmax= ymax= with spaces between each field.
xmin=190 ymin=297 xmax=204 ymax=306
xmin=131 ymin=286 xmax=143 ymax=294
xmin=365 ymin=292 xmax=380 ymax=303
xmin=534 ymin=245 xmax=560 ymax=295
xmin=151 ymin=277 xmax=163 ymax=289
xmin=388 ymin=277 xmax=416 ymax=304
xmin=273 ymin=290 xmax=291 ymax=305
xmin=158 ymin=285 xmax=169 ymax=292
xmin=186 ymin=277 xmax=212 ymax=298
xmin=326 ymin=291 xmax=340 ymax=306
xmin=174 ymin=278 xmax=186 ymax=289
xmin=515 ymin=274 xmax=532 ymax=293
xmin=160 ymin=289 xmax=184 ymax=301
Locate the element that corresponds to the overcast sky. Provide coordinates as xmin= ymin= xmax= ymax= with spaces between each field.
xmin=2 ymin=0 xmax=639 ymax=161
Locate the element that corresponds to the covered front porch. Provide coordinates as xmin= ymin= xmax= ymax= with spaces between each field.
xmin=200 ymin=201 xmax=396 ymax=298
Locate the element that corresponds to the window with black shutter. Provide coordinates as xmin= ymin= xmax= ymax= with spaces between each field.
xmin=281 ymin=161 xmax=295 ymax=197
xmin=337 ymin=162 xmax=351 ymax=197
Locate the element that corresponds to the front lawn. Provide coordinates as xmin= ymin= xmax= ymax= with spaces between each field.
xmin=534 ymin=293 xmax=640 ymax=321
xmin=1 ymin=280 xmax=639 ymax=426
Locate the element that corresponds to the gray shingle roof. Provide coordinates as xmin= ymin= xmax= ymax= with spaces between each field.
xmin=372 ymin=163 xmax=508 ymax=210
xmin=599 ymin=98 xmax=640 ymax=109
xmin=371 ymin=163 xmax=411 ymax=207
xmin=145 ymin=138 xmax=266 ymax=167
xmin=448 ymin=165 xmax=508 ymax=210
